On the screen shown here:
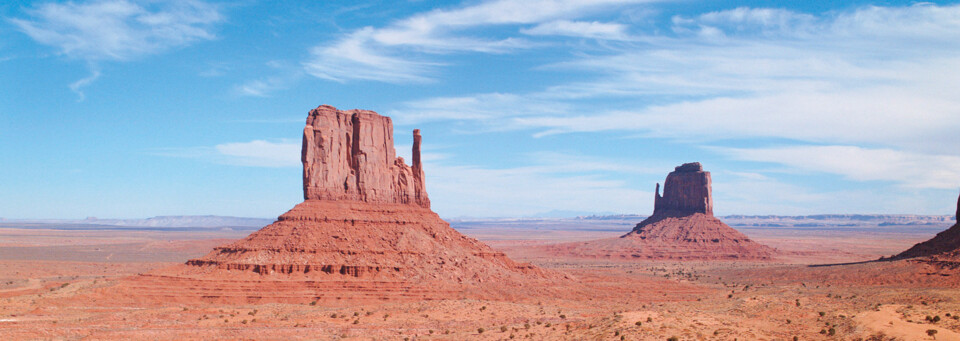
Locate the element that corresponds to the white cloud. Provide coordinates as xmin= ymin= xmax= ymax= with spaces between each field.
xmin=158 ymin=140 xmax=300 ymax=168
xmin=389 ymin=92 xmax=573 ymax=126
xmin=11 ymin=0 xmax=222 ymax=99
xmin=520 ymin=20 xmax=628 ymax=40
xmin=303 ymin=0 xmax=656 ymax=83
xmin=214 ymin=140 xmax=300 ymax=168
xmin=234 ymin=68 xmax=304 ymax=97
xmin=11 ymin=0 xmax=223 ymax=61
xmin=715 ymin=145 xmax=960 ymax=190
xmin=68 ymin=67 xmax=100 ymax=101
xmin=303 ymin=28 xmax=439 ymax=84
xmin=395 ymin=4 xmax=960 ymax=153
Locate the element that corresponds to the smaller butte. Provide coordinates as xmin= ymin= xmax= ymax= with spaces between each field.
xmin=546 ymin=162 xmax=775 ymax=260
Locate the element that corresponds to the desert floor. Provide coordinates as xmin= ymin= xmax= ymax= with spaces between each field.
xmin=0 ymin=221 xmax=957 ymax=340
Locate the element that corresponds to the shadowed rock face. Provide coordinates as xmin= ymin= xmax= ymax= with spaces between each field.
xmin=302 ymin=105 xmax=429 ymax=208
xmin=894 ymin=192 xmax=960 ymax=261
xmin=654 ymin=162 xmax=712 ymax=215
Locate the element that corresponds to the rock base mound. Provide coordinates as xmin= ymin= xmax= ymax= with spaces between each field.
xmin=548 ymin=212 xmax=774 ymax=260
xmin=117 ymin=201 xmax=555 ymax=304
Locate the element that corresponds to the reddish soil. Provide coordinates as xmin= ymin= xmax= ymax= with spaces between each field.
xmin=1 ymin=223 xmax=959 ymax=340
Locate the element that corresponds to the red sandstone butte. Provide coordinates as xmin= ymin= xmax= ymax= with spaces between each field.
xmin=302 ymin=105 xmax=429 ymax=208
xmin=893 ymin=191 xmax=960 ymax=267
xmin=107 ymin=105 xmax=560 ymax=305
xmin=546 ymin=162 xmax=775 ymax=260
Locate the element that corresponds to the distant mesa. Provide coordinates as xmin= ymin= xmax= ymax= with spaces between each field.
xmin=892 ymin=191 xmax=960 ymax=267
xmin=112 ymin=104 xmax=559 ymax=304
xmin=545 ymin=162 xmax=775 ymax=260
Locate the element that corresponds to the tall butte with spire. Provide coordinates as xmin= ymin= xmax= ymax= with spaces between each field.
xmin=118 ymin=105 xmax=558 ymax=304
xmin=547 ymin=162 xmax=774 ymax=260
xmin=892 ymin=191 xmax=960 ymax=264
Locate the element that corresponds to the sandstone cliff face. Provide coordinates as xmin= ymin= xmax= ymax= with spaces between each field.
xmin=654 ymin=162 xmax=712 ymax=215
xmin=302 ymin=105 xmax=429 ymax=208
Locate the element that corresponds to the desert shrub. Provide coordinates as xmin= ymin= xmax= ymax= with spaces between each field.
xmin=667 ymin=337 xmax=679 ymax=341
xmin=819 ymin=311 xmax=826 ymax=317
xmin=559 ymin=314 xmax=566 ymax=319
xmin=480 ymin=306 xmax=487 ymax=311
xmin=501 ymin=326 xmax=508 ymax=332
xmin=478 ymin=327 xmax=485 ymax=334
xmin=647 ymin=317 xmax=653 ymax=322
xmin=635 ymin=321 xmax=642 ymax=326
xmin=828 ymin=327 xmax=836 ymax=336
xmin=928 ymin=329 xmax=938 ymax=338
xmin=352 ymin=319 xmax=359 ymax=324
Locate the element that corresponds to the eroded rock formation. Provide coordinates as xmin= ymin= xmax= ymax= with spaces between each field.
xmin=302 ymin=105 xmax=429 ymax=208
xmin=654 ymin=162 xmax=712 ymax=215
xmin=113 ymin=105 xmax=558 ymax=304
xmin=546 ymin=162 xmax=774 ymax=260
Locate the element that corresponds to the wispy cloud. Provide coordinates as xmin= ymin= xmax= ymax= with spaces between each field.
xmin=157 ymin=140 xmax=300 ymax=168
xmin=395 ymin=4 xmax=960 ymax=149
xmin=11 ymin=0 xmax=223 ymax=98
xmin=520 ymin=20 xmax=628 ymax=40
xmin=303 ymin=0 xmax=656 ymax=83
xmin=67 ymin=66 xmax=100 ymax=101
xmin=214 ymin=140 xmax=301 ymax=167
xmin=11 ymin=0 xmax=222 ymax=61
xmin=715 ymin=145 xmax=960 ymax=190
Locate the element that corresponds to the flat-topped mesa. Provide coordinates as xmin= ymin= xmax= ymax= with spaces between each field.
xmin=654 ymin=162 xmax=713 ymax=215
xmin=302 ymin=105 xmax=430 ymax=208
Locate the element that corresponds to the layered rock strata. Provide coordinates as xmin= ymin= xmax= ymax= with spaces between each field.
xmin=547 ymin=162 xmax=774 ymax=260
xmin=116 ymin=105 xmax=556 ymax=304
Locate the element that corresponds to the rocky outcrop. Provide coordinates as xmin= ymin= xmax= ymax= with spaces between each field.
xmin=654 ymin=162 xmax=712 ymax=215
xmin=119 ymin=105 xmax=558 ymax=304
xmin=545 ymin=162 xmax=774 ymax=260
xmin=893 ymin=192 xmax=960 ymax=261
xmin=302 ymin=105 xmax=429 ymax=208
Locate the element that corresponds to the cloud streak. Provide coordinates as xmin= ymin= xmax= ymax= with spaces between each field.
xmin=303 ymin=0 xmax=657 ymax=83
xmin=11 ymin=0 xmax=223 ymax=99
xmin=11 ymin=0 xmax=223 ymax=61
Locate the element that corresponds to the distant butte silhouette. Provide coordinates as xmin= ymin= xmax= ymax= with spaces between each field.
xmin=547 ymin=162 xmax=775 ymax=260
xmin=893 ymin=191 xmax=960 ymax=264
xmin=113 ymin=105 xmax=561 ymax=304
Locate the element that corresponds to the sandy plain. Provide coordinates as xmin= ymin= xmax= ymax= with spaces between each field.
xmin=0 ymin=219 xmax=957 ymax=340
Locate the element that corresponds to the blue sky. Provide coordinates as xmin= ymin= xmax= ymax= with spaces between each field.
xmin=3 ymin=0 xmax=960 ymax=219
